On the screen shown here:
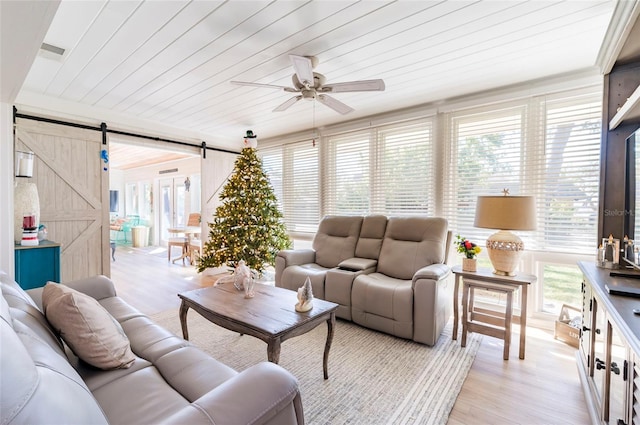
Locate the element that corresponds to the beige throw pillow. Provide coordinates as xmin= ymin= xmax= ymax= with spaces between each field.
xmin=42 ymin=282 xmax=135 ymax=370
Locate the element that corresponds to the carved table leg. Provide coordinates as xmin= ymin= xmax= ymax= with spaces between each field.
xmin=179 ymin=302 xmax=190 ymax=340
xmin=267 ymin=338 xmax=282 ymax=364
xmin=453 ymin=274 xmax=460 ymax=340
xmin=461 ymin=282 xmax=470 ymax=348
xmin=323 ymin=311 xmax=336 ymax=379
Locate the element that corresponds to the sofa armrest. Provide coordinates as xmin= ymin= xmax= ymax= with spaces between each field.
xmin=162 ymin=362 xmax=303 ymax=425
xmin=338 ymin=257 xmax=377 ymax=271
xmin=63 ymin=275 xmax=117 ymax=300
xmin=276 ymin=249 xmax=317 ymax=286
xmin=277 ymin=249 xmax=316 ymax=266
xmin=412 ymin=264 xmax=453 ymax=345
xmin=412 ymin=263 xmax=451 ymax=283
xmin=26 ymin=275 xmax=117 ymax=311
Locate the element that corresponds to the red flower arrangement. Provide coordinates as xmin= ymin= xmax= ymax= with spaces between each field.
xmin=455 ymin=234 xmax=481 ymax=259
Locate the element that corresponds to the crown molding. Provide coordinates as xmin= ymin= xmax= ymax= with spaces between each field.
xmin=596 ymin=0 xmax=640 ymax=74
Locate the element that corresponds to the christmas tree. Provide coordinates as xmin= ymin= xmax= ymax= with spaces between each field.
xmin=197 ymin=138 xmax=291 ymax=275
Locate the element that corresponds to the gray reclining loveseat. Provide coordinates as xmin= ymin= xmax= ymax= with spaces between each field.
xmin=276 ymin=215 xmax=452 ymax=346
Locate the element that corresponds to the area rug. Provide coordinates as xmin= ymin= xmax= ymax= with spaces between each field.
xmin=150 ymin=309 xmax=482 ymax=425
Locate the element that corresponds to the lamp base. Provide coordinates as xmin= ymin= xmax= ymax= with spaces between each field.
xmin=486 ymin=230 xmax=524 ymax=276
xmin=14 ymin=181 xmax=40 ymax=243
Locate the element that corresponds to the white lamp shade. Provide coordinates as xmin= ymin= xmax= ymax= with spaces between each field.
xmin=474 ymin=196 xmax=536 ymax=231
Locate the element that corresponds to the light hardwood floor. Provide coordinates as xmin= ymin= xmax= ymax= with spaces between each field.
xmin=110 ymin=244 xmax=589 ymax=424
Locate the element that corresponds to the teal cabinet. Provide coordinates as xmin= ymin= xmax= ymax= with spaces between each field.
xmin=14 ymin=241 xmax=61 ymax=290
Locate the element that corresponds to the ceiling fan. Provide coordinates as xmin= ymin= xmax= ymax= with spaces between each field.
xmin=231 ymin=54 xmax=385 ymax=115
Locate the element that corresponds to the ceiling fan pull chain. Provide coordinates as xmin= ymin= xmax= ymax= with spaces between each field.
xmin=312 ymin=101 xmax=316 ymax=147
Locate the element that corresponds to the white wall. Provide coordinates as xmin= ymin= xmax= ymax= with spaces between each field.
xmin=0 ymin=1 xmax=59 ymax=277
xmin=0 ymin=102 xmax=14 ymax=276
xmin=109 ymin=169 xmax=125 ymax=216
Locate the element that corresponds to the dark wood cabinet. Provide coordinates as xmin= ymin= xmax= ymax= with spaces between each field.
xmin=578 ymin=261 xmax=639 ymax=425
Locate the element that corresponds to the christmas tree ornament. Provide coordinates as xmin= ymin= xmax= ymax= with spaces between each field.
xmin=243 ymin=130 xmax=258 ymax=149
xmin=295 ymin=276 xmax=314 ymax=312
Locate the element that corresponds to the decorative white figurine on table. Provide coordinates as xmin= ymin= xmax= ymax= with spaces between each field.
xmin=295 ymin=276 xmax=314 ymax=312
xmin=215 ymin=260 xmax=256 ymax=298
xmin=233 ymin=260 xmax=251 ymax=290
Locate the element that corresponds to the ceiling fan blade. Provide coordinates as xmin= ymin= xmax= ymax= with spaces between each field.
xmin=319 ymin=79 xmax=385 ymax=93
xmin=289 ymin=54 xmax=314 ymax=86
xmin=231 ymin=81 xmax=298 ymax=92
xmin=273 ymin=95 xmax=302 ymax=112
xmin=317 ymin=94 xmax=354 ymax=115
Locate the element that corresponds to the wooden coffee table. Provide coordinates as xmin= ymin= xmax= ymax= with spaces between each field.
xmin=178 ymin=282 xmax=339 ymax=379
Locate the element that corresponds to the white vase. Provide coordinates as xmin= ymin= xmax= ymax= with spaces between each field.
xmin=14 ymin=181 xmax=40 ymax=243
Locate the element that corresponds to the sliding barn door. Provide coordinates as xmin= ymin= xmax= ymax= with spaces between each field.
xmin=15 ymin=119 xmax=109 ymax=281
xmin=201 ymin=150 xmax=237 ymax=244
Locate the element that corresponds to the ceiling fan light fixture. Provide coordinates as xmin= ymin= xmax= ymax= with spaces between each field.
xmin=301 ymin=90 xmax=316 ymax=101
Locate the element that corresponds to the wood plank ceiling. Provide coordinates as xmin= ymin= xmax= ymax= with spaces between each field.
xmin=16 ymin=0 xmax=619 ymax=152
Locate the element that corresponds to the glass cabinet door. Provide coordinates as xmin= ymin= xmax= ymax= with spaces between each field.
xmin=580 ymin=280 xmax=592 ymax=368
xmin=593 ymin=298 xmax=607 ymax=408
xmin=607 ymin=320 xmax=628 ymax=425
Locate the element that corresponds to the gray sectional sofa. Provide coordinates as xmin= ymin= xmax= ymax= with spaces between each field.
xmin=276 ymin=215 xmax=452 ymax=346
xmin=1 ymin=271 xmax=304 ymax=425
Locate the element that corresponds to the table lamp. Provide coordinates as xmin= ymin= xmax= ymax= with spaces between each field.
xmin=474 ymin=193 xmax=536 ymax=276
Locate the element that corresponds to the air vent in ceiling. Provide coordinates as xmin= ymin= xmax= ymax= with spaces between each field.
xmin=40 ymin=43 xmax=65 ymax=56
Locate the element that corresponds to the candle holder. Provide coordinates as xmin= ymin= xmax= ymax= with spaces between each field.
xmin=15 ymin=151 xmax=34 ymax=178
xmin=600 ymin=235 xmax=620 ymax=269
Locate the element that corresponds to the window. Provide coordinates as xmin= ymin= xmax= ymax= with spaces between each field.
xmin=443 ymin=106 xmax=525 ymax=243
xmin=443 ymin=92 xmax=601 ymax=315
xmin=324 ymin=119 xmax=434 ymax=216
xmin=375 ymin=121 xmax=434 ymax=215
xmin=260 ymin=141 xmax=320 ymax=234
xmin=324 ymin=130 xmax=371 ymax=214
xmin=538 ymin=93 xmax=601 ymax=254
xmin=125 ymin=182 xmax=138 ymax=216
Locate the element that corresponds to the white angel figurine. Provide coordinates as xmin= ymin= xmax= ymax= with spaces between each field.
xmin=233 ymin=260 xmax=252 ymax=292
xmin=295 ymin=276 xmax=314 ymax=312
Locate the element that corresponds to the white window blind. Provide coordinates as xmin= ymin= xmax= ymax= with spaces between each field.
xmin=324 ymin=130 xmax=371 ymax=215
xmin=324 ymin=119 xmax=434 ymax=216
xmin=261 ymin=148 xmax=283 ymax=209
xmin=536 ymin=93 xmax=601 ymax=253
xmin=260 ymin=141 xmax=320 ymax=234
xmin=444 ymin=93 xmax=601 ymax=254
xmin=444 ymin=107 xmax=525 ymax=243
xmin=374 ymin=120 xmax=434 ymax=215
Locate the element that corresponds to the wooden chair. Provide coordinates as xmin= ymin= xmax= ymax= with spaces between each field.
xmin=168 ymin=237 xmax=188 ymax=264
xmin=187 ymin=212 xmax=201 ymax=226
xmin=189 ymin=238 xmax=202 ymax=265
xmin=186 ymin=212 xmax=202 ymax=265
xmin=168 ymin=212 xmax=201 ymax=265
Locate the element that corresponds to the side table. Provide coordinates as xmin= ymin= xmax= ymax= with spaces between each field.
xmin=14 ymin=240 xmax=61 ymax=290
xmin=452 ymin=265 xmax=536 ymax=360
